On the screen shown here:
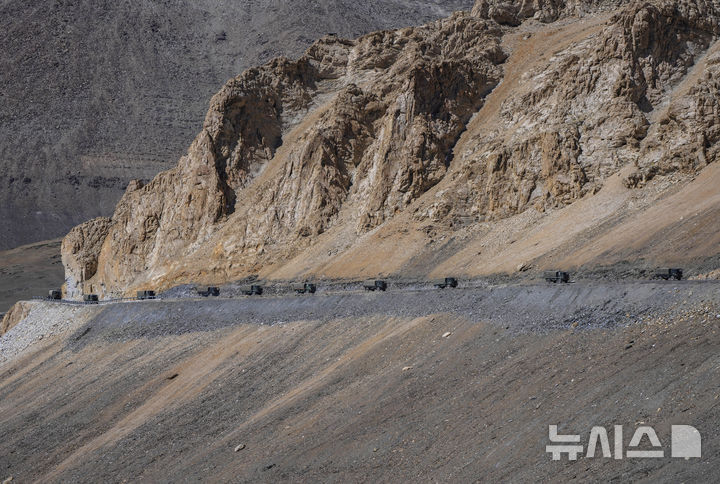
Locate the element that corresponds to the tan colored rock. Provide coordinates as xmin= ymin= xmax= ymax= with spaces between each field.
xmin=62 ymin=0 xmax=720 ymax=297
xmin=62 ymin=11 xmax=506 ymax=297
xmin=425 ymin=0 xmax=720 ymax=225
xmin=61 ymin=217 xmax=112 ymax=299
xmin=1 ymin=302 xmax=32 ymax=336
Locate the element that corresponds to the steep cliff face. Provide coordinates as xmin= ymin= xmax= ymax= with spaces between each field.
xmin=63 ymin=0 xmax=720 ymax=297
xmin=63 ymin=12 xmax=507 ymax=296
xmin=423 ymin=0 xmax=720 ymax=223
xmin=0 ymin=0 xmax=474 ymax=250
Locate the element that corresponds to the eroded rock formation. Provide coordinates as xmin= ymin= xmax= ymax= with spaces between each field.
xmin=63 ymin=0 xmax=720 ymax=297
xmin=424 ymin=0 xmax=720 ymax=223
xmin=472 ymin=0 xmax=625 ymax=24
xmin=1 ymin=301 xmax=32 ymax=336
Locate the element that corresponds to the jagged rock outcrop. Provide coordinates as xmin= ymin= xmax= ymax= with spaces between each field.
xmin=1 ymin=301 xmax=32 ymax=336
xmin=423 ymin=0 xmax=720 ymax=223
xmin=62 ymin=217 xmax=112 ymax=298
xmin=64 ymin=11 xmax=507 ymax=296
xmin=634 ymin=44 xmax=720 ymax=184
xmin=472 ymin=0 xmax=625 ymax=24
xmin=0 ymin=0 xmax=475 ymax=251
xmin=63 ymin=0 xmax=720 ymax=297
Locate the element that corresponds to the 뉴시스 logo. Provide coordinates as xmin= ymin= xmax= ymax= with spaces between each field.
xmin=546 ymin=424 xmax=701 ymax=460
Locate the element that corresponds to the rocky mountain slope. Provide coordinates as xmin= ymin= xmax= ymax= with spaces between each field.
xmin=0 ymin=0 xmax=472 ymax=250
xmin=61 ymin=0 xmax=720 ymax=299
xmin=2 ymin=282 xmax=719 ymax=481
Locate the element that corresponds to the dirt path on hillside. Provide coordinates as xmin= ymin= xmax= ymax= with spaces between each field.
xmin=1 ymin=282 xmax=719 ymax=482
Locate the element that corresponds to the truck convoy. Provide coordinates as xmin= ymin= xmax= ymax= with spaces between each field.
xmin=363 ymin=280 xmax=387 ymax=291
xmin=434 ymin=278 xmax=458 ymax=289
xmin=654 ymin=268 xmax=683 ymax=280
xmin=44 ymin=267 xmax=691 ymax=305
xmin=544 ymin=271 xmax=571 ymax=283
xmin=293 ymin=282 xmax=317 ymax=294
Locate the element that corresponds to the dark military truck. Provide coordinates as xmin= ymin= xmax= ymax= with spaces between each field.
xmin=136 ymin=290 xmax=157 ymax=300
xmin=293 ymin=282 xmax=317 ymax=294
xmin=241 ymin=285 xmax=263 ymax=296
xmin=655 ymin=268 xmax=683 ymax=280
xmin=83 ymin=294 xmax=99 ymax=304
xmin=48 ymin=290 xmax=62 ymax=300
xmin=544 ymin=271 xmax=570 ymax=283
xmin=197 ymin=287 xmax=220 ymax=297
xmin=363 ymin=280 xmax=387 ymax=291
xmin=434 ymin=277 xmax=458 ymax=289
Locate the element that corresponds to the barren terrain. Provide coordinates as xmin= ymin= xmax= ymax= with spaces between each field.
xmin=0 ymin=240 xmax=64 ymax=314
xmin=1 ymin=281 xmax=719 ymax=482
xmin=60 ymin=0 xmax=720 ymax=299
xmin=2 ymin=1 xmax=719 ymax=481
xmin=0 ymin=0 xmax=472 ymax=249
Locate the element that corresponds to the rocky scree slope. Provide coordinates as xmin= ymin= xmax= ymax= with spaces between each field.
xmin=0 ymin=0 xmax=472 ymax=250
xmin=2 ymin=283 xmax=720 ymax=482
xmin=62 ymin=0 xmax=720 ymax=298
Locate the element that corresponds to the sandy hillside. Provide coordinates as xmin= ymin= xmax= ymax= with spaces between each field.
xmin=1 ymin=282 xmax=719 ymax=482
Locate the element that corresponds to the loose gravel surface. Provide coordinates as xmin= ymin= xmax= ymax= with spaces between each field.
xmin=73 ymin=280 xmax=720 ymax=342
xmin=1 ymin=281 xmax=719 ymax=482
xmin=0 ymin=303 xmax=98 ymax=365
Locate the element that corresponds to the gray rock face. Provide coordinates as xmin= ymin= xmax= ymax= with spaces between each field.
xmin=0 ymin=0 xmax=474 ymax=250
